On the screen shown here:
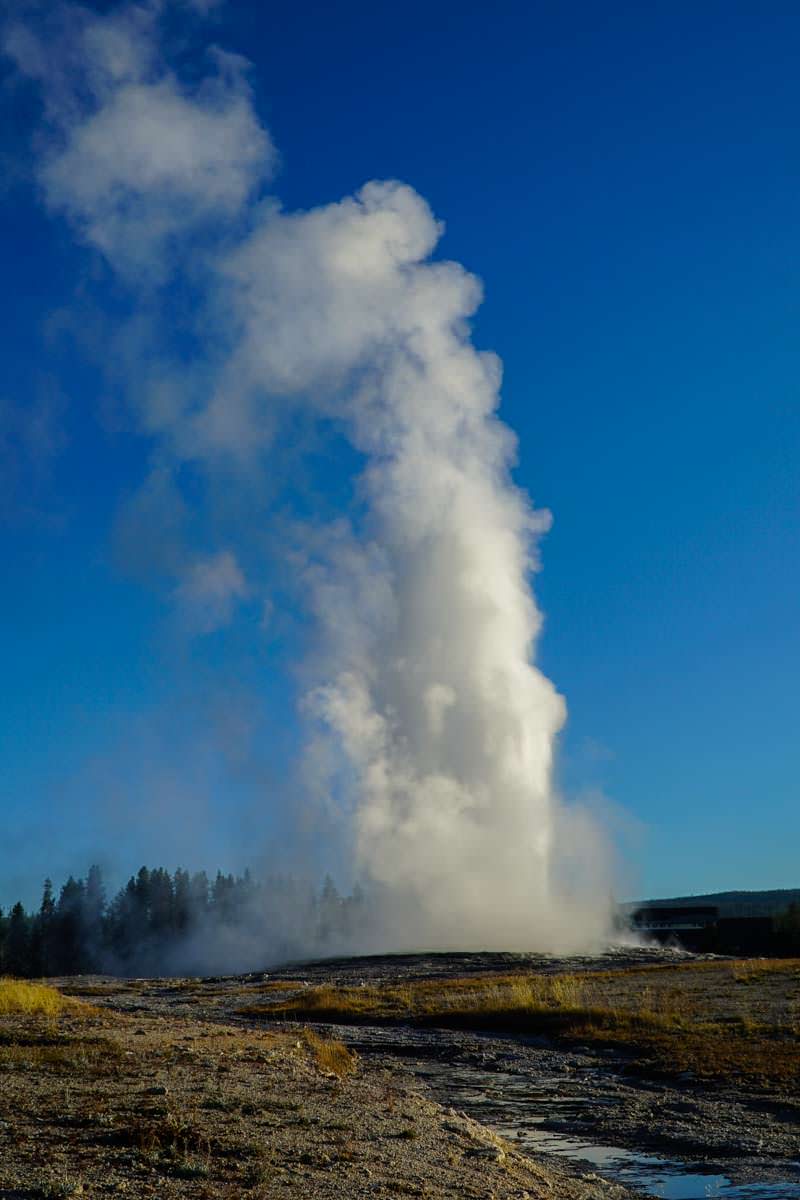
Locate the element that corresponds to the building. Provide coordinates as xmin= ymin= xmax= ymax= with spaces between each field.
xmin=625 ymin=888 xmax=800 ymax=953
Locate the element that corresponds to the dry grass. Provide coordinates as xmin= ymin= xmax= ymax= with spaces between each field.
xmin=576 ymin=958 xmax=800 ymax=983
xmin=244 ymin=972 xmax=587 ymax=1025
xmin=732 ymin=958 xmax=800 ymax=983
xmin=300 ymin=1029 xmax=358 ymax=1077
xmin=246 ymin=963 xmax=800 ymax=1094
xmin=0 ymin=982 xmax=123 ymax=1078
xmin=32 ymin=1167 xmax=86 ymax=1198
xmin=0 ymin=1008 xmax=361 ymax=1195
xmin=0 ymin=978 xmax=70 ymax=1018
xmin=113 ymin=1110 xmax=211 ymax=1156
xmin=0 ymin=1034 xmax=123 ymax=1073
xmin=259 ymin=979 xmax=309 ymax=992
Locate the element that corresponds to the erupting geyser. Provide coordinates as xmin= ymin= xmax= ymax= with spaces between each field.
xmin=7 ymin=0 xmax=616 ymax=953
xmin=296 ymin=183 xmax=598 ymax=949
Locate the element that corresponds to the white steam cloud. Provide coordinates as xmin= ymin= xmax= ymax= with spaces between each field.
xmin=6 ymin=1 xmax=617 ymax=954
xmin=175 ymin=550 xmax=248 ymax=635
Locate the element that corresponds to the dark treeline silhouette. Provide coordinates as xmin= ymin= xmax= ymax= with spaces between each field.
xmin=0 ymin=865 xmax=367 ymax=977
xmin=766 ymin=902 xmax=800 ymax=955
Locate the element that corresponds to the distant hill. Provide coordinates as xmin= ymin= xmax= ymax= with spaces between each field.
xmin=624 ymin=888 xmax=800 ymax=919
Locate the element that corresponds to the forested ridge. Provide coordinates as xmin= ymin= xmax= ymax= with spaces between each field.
xmin=0 ymin=865 xmax=365 ymax=977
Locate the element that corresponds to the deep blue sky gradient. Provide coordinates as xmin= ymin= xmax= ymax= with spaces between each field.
xmin=1 ymin=0 xmax=799 ymax=905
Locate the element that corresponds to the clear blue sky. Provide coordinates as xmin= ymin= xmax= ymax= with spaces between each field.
xmin=1 ymin=0 xmax=798 ymax=908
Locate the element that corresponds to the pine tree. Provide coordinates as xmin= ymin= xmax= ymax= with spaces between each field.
xmin=189 ymin=871 xmax=210 ymax=918
xmin=173 ymin=869 xmax=191 ymax=934
xmin=53 ymin=877 xmax=87 ymax=973
xmin=5 ymin=902 xmax=31 ymax=977
xmin=84 ymin=866 xmax=106 ymax=970
xmin=319 ymin=874 xmax=341 ymax=943
xmin=212 ymin=871 xmax=236 ymax=922
xmin=148 ymin=868 xmax=174 ymax=936
xmin=0 ymin=906 xmax=8 ymax=973
xmin=28 ymin=879 xmax=54 ymax=976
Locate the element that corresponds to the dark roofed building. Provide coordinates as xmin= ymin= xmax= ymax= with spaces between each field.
xmin=624 ymin=888 xmax=800 ymax=953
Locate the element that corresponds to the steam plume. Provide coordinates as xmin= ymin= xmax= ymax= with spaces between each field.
xmin=6 ymin=0 xmax=616 ymax=954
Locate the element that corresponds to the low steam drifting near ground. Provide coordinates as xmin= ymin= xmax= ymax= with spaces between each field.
xmin=5 ymin=0 xmax=617 ymax=959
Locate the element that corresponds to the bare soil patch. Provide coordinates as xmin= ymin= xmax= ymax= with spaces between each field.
xmin=21 ymin=952 xmax=798 ymax=1195
xmin=0 ymin=988 xmax=626 ymax=1199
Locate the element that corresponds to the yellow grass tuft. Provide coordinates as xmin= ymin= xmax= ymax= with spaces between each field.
xmin=732 ymin=958 xmax=800 ymax=984
xmin=300 ymin=1029 xmax=357 ymax=1077
xmin=0 ymin=978 xmax=68 ymax=1018
xmin=247 ymin=972 xmax=588 ymax=1025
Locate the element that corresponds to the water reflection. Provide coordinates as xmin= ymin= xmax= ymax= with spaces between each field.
xmin=413 ymin=1061 xmax=800 ymax=1200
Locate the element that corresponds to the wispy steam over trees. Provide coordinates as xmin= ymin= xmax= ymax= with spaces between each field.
xmin=0 ymin=866 xmax=366 ymax=978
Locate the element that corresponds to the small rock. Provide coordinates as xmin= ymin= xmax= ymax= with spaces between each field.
xmin=467 ymin=1146 xmax=505 ymax=1162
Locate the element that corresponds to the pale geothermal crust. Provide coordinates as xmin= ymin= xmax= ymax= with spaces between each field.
xmin=0 ymin=998 xmax=628 ymax=1200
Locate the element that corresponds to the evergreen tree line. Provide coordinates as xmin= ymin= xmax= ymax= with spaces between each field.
xmin=0 ymin=865 xmax=366 ymax=977
xmin=768 ymin=903 xmax=800 ymax=954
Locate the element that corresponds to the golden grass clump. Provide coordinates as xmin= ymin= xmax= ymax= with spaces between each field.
xmin=0 ymin=978 xmax=68 ymax=1018
xmin=247 ymin=971 xmax=588 ymax=1025
xmin=732 ymin=958 xmax=800 ymax=984
xmin=300 ymin=1029 xmax=358 ymax=1077
xmin=117 ymin=1111 xmax=211 ymax=1156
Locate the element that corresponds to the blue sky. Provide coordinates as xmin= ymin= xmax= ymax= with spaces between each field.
xmin=1 ymin=0 xmax=799 ymax=908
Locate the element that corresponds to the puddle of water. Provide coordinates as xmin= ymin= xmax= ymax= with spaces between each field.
xmin=412 ymin=1061 xmax=800 ymax=1200
xmin=507 ymin=1129 xmax=800 ymax=1200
